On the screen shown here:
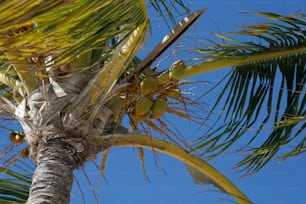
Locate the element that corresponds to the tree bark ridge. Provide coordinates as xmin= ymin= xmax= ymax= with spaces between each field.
xmin=27 ymin=139 xmax=79 ymax=204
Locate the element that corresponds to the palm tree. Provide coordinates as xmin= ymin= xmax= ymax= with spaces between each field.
xmin=0 ymin=1 xmax=250 ymax=203
xmin=0 ymin=1 xmax=304 ymax=203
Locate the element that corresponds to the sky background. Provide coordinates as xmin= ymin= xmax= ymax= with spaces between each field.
xmin=0 ymin=1 xmax=305 ymax=204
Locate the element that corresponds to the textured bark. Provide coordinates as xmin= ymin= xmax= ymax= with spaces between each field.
xmin=12 ymin=42 xmax=114 ymax=203
xmin=27 ymin=139 xmax=79 ymax=204
xmin=15 ymin=80 xmax=113 ymax=203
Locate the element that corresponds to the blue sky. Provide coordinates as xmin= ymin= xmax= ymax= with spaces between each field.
xmin=0 ymin=1 xmax=305 ymax=204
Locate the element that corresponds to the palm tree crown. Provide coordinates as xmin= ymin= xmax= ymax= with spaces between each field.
xmin=0 ymin=1 xmax=305 ymax=203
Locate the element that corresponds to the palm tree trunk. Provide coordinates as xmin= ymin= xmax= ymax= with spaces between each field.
xmin=27 ymin=139 xmax=79 ymax=204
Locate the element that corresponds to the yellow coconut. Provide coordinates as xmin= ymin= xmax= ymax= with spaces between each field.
xmin=140 ymin=77 xmax=159 ymax=95
xmin=106 ymin=96 xmax=126 ymax=112
xmin=156 ymin=71 xmax=169 ymax=85
xmin=167 ymin=88 xmax=182 ymax=99
xmin=150 ymin=96 xmax=168 ymax=120
xmin=134 ymin=96 xmax=153 ymax=117
xmin=20 ymin=147 xmax=30 ymax=158
xmin=133 ymin=111 xmax=150 ymax=122
xmin=9 ymin=132 xmax=25 ymax=144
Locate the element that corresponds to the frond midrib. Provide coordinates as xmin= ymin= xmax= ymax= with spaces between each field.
xmin=183 ymin=45 xmax=306 ymax=78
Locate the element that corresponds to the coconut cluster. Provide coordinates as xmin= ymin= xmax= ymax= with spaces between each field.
xmin=105 ymin=60 xmax=186 ymax=127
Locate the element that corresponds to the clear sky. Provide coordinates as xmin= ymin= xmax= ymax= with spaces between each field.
xmin=1 ymin=1 xmax=305 ymax=204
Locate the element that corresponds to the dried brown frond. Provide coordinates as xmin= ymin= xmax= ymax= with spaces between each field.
xmin=99 ymin=149 xmax=110 ymax=176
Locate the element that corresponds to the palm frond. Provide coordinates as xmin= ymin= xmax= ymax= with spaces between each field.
xmin=126 ymin=9 xmax=205 ymax=82
xmin=0 ymin=1 xmax=150 ymax=96
xmin=0 ymin=162 xmax=32 ymax=203
xmin=0 ymin=0 xmax=193 ymax=103
xmin=91 ymin=134 xmax=252 ymax=204
xmin=71 ymin=20 xmax=149 ymax=118
xmin=192 ymin=11 xmax=306 ymax=174
xmin=147 ymin=0 xmax=190 ymax=27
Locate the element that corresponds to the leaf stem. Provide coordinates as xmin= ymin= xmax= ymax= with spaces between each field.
xmin=91 ymin=134 xmax=252 ymax=204
xmin=183 ymin=46 xmax=306 ymax=79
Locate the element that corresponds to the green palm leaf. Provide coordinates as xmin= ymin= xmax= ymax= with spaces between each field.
xmin=0 ymin=162 xmax=32 ymax=203
xmin=148 ymin=0 xmax=190 ymax=26
xmin=192 ymin=12 xmax=305 ymax=174
xmin=0 ymin=0 xmax=149 ymax=97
